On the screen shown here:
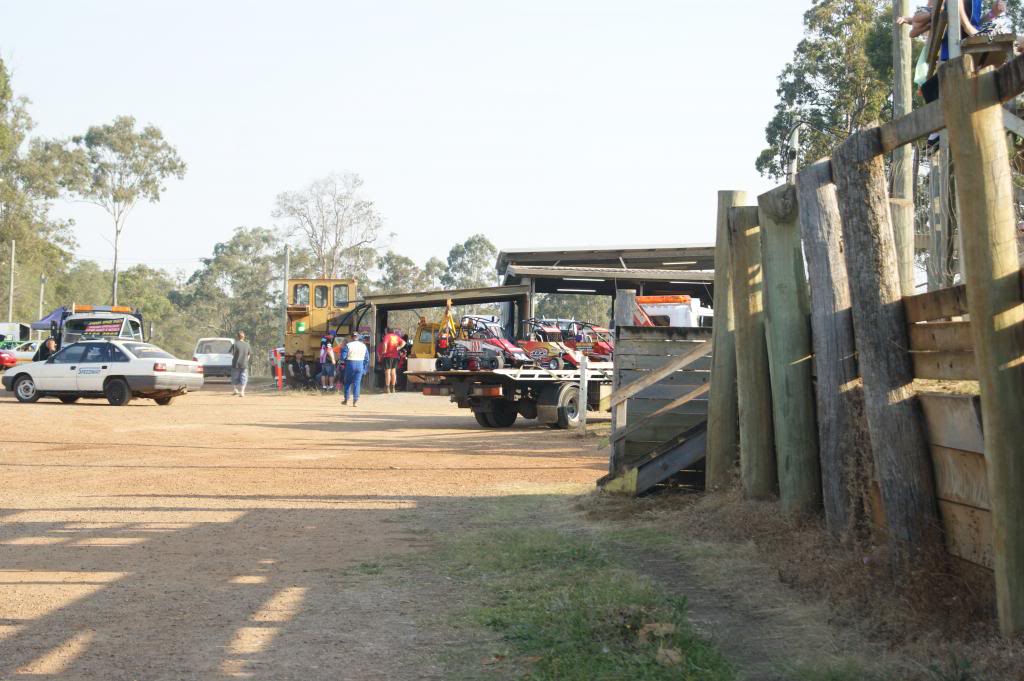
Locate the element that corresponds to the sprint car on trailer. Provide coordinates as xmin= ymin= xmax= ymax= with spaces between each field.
xmin=2 ymin=339 xmax=204 ymax=406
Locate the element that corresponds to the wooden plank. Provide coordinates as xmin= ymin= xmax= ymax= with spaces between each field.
xmin=911 ymin=351 xmax=977 ymax=380
xmin=615 ymin=353 xmax=712 ymax=373
xmin=797 ymin=157 xmax=870 ymax=540
xmin=616 ymin=339 xmax=714 ymax=357
xmin=1003 ymin=109 xmax=1024 ymax=138
xmin=939 ymin=499 xmax=994 ymax=569
xmin=728 ymin=205 xmax=777 ymax=499
xmin=919 ymin=392 xmax=984 ymax=453
xmin=908 ymin=321 xmax=973 ymax=352
xmin=609 ymin=289 xmax=637 ymax=476
xmin=879 ymin=99 xmax=944 ymax=154
xmin=626 ymin=396 xmax=709 ymax=419
xmin=995 ymin=48 xmax=1024 ymax=103
xmin=616 ymin=373 xmax=710 ymax=399
xmin=617 ymin=326 xmax=713 ymax=342
xmin=943 ymin=55 xmax=1024 ymax=633
xmin=833 ymin=129 xmax=940 ymax=556
xmin=635 ymin=428 xmax=708 ymax=495
xmin=903 ymin=283 xmax=969 ymax=322
xmin=932 ymin=445 xmax=990 ymax=510
xmin=610 ymin=384 xmax=709 ymax=444
xmin=759 ymin=183 xmax=821 ymax=514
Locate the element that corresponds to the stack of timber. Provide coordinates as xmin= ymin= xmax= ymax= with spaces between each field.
xmin=600 ymin=325 xmax=712 ymax=495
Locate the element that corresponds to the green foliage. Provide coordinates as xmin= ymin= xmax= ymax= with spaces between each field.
xmin=534 ymin=293 xmax=611 ymax=326
xmin=441 ymin=527 xmax=734 ymax=681
xmin=756 ymin=0 xmax=890 ymax=179
xmin=441 ymin=234 xmax=498 ymax=290
xmin=64 ymin=115 xmax=186 ymax=303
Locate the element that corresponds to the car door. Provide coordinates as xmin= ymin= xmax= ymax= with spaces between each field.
xmin=75 ymin=344 xmax=115 ymax=393
xmin=35 ymin=344 xmax=87 ymax=391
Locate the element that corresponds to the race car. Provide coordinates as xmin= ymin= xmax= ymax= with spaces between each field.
xmin=435 ymin=316 xmax=531 ymax=370
xmin=2 ymin=339 xmax=204 ymax=406
xmin=518 ymin=318 xmax=582 ymax=369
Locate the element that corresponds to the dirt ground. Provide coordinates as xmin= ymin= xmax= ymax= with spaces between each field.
xmin=0 ymin=383 xmax=607 ymax=680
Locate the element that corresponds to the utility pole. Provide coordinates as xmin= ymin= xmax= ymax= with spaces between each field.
xmin=37 ymin=274 xmax=46 ymax=340
xmin=786 ymin=125 xmax=800 ymax=185
xmin=7 ymin=240 xmax=14 ymax=323
xmin=282 ymin=244 xmax=290 ymax=348
xmin=892 ymin=0 xmax=916 ymax=295
xmin=947 ymin=0 xmax=961 ymax=59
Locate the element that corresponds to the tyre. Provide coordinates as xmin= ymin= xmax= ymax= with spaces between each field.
xmin=489 ymin=400 xmax=518 ymax=428
xmin=474 ymin=410 xmax=495 ymax=428
xmin=59 ymin=396 xmax=80 ymax=404
xmin=552 ymin=383 xmax=581 ymax=429
xmin=13 ymin=375 xmax=39 ymax=403
xmin=104 ymin=378 xmax=133 ymax=406
xmin=155 ymin=396 xmax=175 ymax=406
xmin=492 ymin=354 xmax=505 ymax=369
xmin=548 ymin=356 xmax=564 ymax=370
xmin=435 ymin=356 xmax=452 ymax=371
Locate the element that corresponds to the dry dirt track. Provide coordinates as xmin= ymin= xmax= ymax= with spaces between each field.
xmin=0 ymin=383 xmax=607 ymax=680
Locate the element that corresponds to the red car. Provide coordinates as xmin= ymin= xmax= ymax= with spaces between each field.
xmin=0 ymin=349 xmax=17 ymax=371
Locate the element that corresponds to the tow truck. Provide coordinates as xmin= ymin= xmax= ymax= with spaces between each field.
xmin=413 ymin=362 xmax=614 ymax=429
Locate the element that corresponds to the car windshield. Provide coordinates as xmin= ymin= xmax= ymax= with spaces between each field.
xmin=196 ymin=339 xmax=233 ymax=354
xmin=122 ymin=342 xmax=176 ymax=360
xmin=64 ymin=317 xmax=128 ymax=343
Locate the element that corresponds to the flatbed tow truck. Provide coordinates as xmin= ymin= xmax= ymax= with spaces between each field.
xmin=409 ymin=363 xmax=615 ymax=429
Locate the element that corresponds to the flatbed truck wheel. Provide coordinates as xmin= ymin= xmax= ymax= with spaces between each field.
xmin=489 ymin=400 xmax=518 ymax=428
xmin=546 ymin=383 xmax=581 ymax=429
xmin=474 ymin=411 xmax=495 ymax=428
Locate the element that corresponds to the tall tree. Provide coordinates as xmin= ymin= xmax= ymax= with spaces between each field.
xmin=534 ymin=294 xmax=611 ymax=326
xmin=65 ymin=116 xmax=186 ymax=304
xmin=440 ymin=234 xmax=498 ymax=290
xmin=273 ymin=173 xmax=384 ymax=279
xmin=756 ymin=0 xmax=890 ymax=179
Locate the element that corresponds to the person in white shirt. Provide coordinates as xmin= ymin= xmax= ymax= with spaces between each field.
xmin=341 ymin=332 xmax=369 ymax=406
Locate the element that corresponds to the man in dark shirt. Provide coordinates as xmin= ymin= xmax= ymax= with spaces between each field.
xmin=231 ymin=331 xmax=252 ymax=397
xmin=287 ymin=350 xmax=313 ymax=389
xmin=33 ymin=337 xmax=58 ymax=362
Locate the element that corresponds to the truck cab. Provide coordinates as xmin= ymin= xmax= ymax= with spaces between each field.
xmin=58 ymin=305 xmax=145 ymax=346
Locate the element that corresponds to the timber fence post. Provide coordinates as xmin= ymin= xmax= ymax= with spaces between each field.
xmin=758 ymin=184 xmax=821 ymax=514
xmin=727 ymin=206 xmax=777 ymax=499
xmin=706 ymin=190 xmax=746 ymax=490
xmin=889 ymin=197 xmax=917 ymax=297
xmin=832 ymin=130 xmax=940 ymax=561
xmin=940 ymin=55 xmax=1024 ymax=636
xmin=796 ymin=159 xmax=872 ymax=540
xmin=609 ymin=289 xmax=637 ymax=475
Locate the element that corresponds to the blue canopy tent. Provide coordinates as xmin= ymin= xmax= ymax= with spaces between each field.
xmin=32 ymin=307 xmax=68 ymax=332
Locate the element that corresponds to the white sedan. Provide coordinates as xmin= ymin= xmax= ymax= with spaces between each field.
xmin=2 ymin=339 xmax=204 ymax=406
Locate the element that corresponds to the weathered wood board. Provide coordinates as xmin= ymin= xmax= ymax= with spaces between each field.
xmin=919 ymin=392 xmax=984 ymax=453
xmin=908 ymin=321 xmax=974 ymax=352
xmin=903 ymin=283 xmax=969 ymax=322
xmin=939 ymin=500 xmax=994 ymax=569
xmin=911 ymin=351 xmax=977 ymax=380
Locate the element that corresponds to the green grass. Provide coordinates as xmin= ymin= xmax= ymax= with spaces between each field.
xmin=441 ymin=527 xmax=734 ymax=681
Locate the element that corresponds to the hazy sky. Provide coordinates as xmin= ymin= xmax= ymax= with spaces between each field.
xmin=2 ymin=1 xmax=810 ymax=273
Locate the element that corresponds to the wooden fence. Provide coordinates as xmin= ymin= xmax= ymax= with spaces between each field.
xmin=699 ymin=53 xmax=1024 ymax=636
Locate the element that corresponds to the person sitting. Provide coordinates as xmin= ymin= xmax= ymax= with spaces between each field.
xmin=897 ymin=1 xmax=935 ymax=38
xmin=286 ymin=350 xmax=314 ymax=389
xmin=978 ymin=0 xmax=1013 ymax=35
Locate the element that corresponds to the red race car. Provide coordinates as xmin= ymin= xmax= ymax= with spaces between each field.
xmin=0 ymin=349 xmax=17 ymax=371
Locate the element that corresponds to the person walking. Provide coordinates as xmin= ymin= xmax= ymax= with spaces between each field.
xmin=341 ymin=331 xmax=369 ymax=406
xmin=377 ymin=327 xmax=406 ymax=394
xmin=231 ymin=331 xmax=251 ymax=397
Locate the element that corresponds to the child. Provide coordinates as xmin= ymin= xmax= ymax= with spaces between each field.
xmin=978 ymin=0 xmax=1013 ymax=35
xmin=897 ymin=1 xmax=934 ymax=39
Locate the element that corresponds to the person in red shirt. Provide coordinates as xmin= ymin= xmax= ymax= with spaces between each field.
xmin=377 ymin=327 xmax=406 ymax=394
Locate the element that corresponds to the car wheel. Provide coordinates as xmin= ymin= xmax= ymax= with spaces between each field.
xmin=551 ymin=383 xmax=581 ymax=429
xmin=154 ymin=396 xmax=175 ymax=406
xmin=473 ymin=411 xmax=495 ymax=428
xmin=13 ymin=375 xmax=39 ymax=403
xmin=104 ymin=378 xmax=133 ymax=406
xmin=59 ymin=396 xmax=80 ymax=404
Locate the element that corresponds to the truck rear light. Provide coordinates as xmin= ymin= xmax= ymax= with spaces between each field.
xmin=422 ymin=385 xmax=450 ymax=396
xmin=195 ymin=366 xmax=204 ymax=374
xmin=192 ymin=356 xmax=198 ymax=362
xmin=471 ymin=385 xmax=502 ymax=398
xmin=153 ymin=362 xmax=167 ymax=372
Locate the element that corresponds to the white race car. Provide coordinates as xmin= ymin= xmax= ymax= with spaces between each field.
xmin=2 ymin=339 xmax=204 ymax=406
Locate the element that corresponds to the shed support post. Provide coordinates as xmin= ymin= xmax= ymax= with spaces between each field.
xmin=727 ymin=206 xmax=776 ymax=499
xmin=758 ymin=184 xmax=821 ymax=514
xmin=796 ymin=159 xmax=872 ymax=540
xmin=832 ymin=130 xmax=940 ymax=562
xmin=706 ymin=190 xmax=746 ymax=490
xmin=940 ymin=56 xmax=1024 ymax=635
xmin=609 ymin=289 xmax=636 ymax=475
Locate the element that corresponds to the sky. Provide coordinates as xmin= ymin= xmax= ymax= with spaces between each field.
xmin=1 ymin=0 xmax=810 ymax=274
